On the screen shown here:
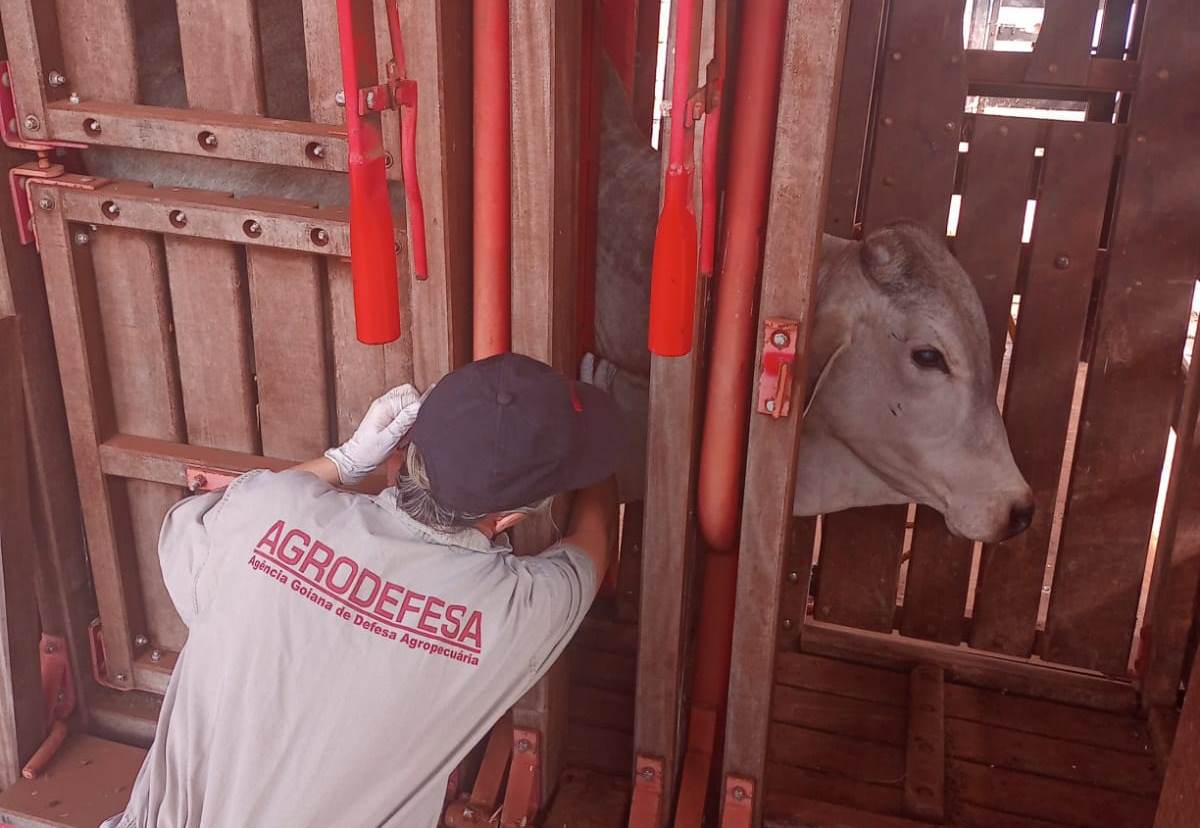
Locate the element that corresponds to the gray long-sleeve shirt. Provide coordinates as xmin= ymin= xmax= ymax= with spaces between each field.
xmin=114 ymin=469 xmax=595 ymax=827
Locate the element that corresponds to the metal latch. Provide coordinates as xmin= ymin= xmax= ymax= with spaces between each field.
xmin=756 ymin=318 xmax=800 ymax=418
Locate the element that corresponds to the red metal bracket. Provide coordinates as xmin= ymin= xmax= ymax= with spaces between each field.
xmin=499 ymin=727 xmax=540 ymax=828
xmin=626 ymin=755 xmax=665 ymax=828
xmin=185 ymin=465 xmax=241 ymax=494
xmin=445 ymin=715 xmax=514 ymax=826
xmin=9 ymin=163 xmax=104 ymax=247
xmin=87 ymin=618 xmax=128 ymax=692
xmin=756 ymin=318 xmax=800 ymax=418
xmin=720 ymin=775 xmax=755 ymax=828
xmin=38 ymin=634 xmax=74 ymax=724
xmin=0 ymin=62 xmax=87 ymax=154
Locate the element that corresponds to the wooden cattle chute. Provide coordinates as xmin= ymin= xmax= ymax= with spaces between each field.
xmin=634 ymin=0 xmax=1200 ymax=827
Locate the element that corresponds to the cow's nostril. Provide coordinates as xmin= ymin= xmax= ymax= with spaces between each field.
xmin=1008 ymin=503 xmax=1035 ymax=537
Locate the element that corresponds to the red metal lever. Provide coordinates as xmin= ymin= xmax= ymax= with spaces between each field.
xmin=337 ymin=0 xmax=401 ymax=345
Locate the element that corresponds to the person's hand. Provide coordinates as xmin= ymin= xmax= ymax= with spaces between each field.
xmin=324 ymin=385 xmax=421 ymax=484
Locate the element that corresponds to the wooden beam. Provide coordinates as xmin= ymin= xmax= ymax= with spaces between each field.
xmin=718 ymin=2 xmax=849 ymax=824
xmin=0 ymin=315 xmax=45 ymax=788
xmin=903 ymin=665 xmax=945 ymax=822
xmin=1151 ymin=656 xmax=1199 ymax=828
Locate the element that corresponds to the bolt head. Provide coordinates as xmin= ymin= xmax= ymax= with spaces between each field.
xmin=150 ymin=649 xmax=163 ymax=662
xmin=783 ymin=618 xmax=794 ymax=630
xmin=44 ymin=644 xmax=57 ymax=654
xmin=732 ymin=786 xmax=748 ymax=801
xmin=516 ymin=738 xmax=531 ymax=753
xmin=771 ymin=331 xmax=790 ymax=348
xmin=311 ymin=143 xmax=326 ymax=159
xmin=203 ymin=133 xmax=217 ymax=147
xmin=788 ymin=571 xmax=800 ymax=584
xmin=313 ymin=229 xmax=328 ymax=244
xmin=47 ymin=70 xmax=66 ymax=88
xmin=37 ymin=195 xmax=53 ymax=210
xmin=68 ymin=92 xmax=80 ymax=104
xmin=335 ymin=89 xmax=346 ymax=106
xmin=365 ymin=90 xmax=377 ymax=108
xmin=384 ymin=152 xmax=394 ymax=168
xmin=73 ymin=231 xmax=90 ymax=246
xmin=23 ymin=114 xmax=40 ymax=131
xmin=134 ymin=634 xmax=149 ymax=647
xmin=765 ymin=399 xmax=776 ymax=413
xmin=1054 ymin=255 xmax=1070 ymax=270
xmin=115 ymin=673 xmax=128 ymax=682
xmin=639 ymin=767 xmax=656 ymax=780
xmin=101 ymin=200 xmax=120 ymax=218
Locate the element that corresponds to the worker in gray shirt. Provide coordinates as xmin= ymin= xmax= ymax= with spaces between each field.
xmin=103 ymin=352 xmax=624 ymax=827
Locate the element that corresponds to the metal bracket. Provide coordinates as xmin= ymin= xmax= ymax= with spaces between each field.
xmin=11 ymin=163 xmax=104 ymax=247
xmin=185 ymin=465 xmax=241 ymax=494
xmin=721 ymin=775 xmax=755 ymax=828
xmin=756 ymin=318 xmax=800 ymax=418
xmin=0 ymin=62 xmax=87 ymax=153
xmin=499 ymin=727 xmax=540 ymax=827
xmin=626 ymin=755 xmax=665 ymax=828
xmin=39 ymin=633 xmax=74 ymax=723
xmin=87 ymin=618 xmax=129 ymax=692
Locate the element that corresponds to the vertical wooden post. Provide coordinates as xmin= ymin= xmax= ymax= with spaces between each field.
xmin=631 ymin=0 xmax=713 ymax=820
xmin=1154 ymin=653 xmax=1200 ymax=828
xmin=507 ymin=0 xmax=584 ymax=807
xmin=0 ymin=315 xmax=45 ymax=788
xmin=718 ymin=3 xmax=848 ymax=825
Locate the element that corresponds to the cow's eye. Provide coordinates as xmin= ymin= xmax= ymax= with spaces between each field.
xmin=911 ymin=348 xmax=949 ymax=373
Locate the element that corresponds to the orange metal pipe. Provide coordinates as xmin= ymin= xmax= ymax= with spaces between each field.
xmin=473 ymin=0 xmax=512 ymax=359
xmin=696 ymin=0 xmax=790 ymax=553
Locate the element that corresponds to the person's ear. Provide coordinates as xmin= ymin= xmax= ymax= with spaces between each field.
xmin=494 ymin=512 xmax=528 ymax=534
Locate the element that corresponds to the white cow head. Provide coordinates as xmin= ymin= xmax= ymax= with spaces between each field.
xmin=794 ymin=223 xmax=1033 ymax=542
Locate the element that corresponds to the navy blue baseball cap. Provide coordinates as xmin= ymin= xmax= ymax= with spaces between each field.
xmin=406 ymin=353 xmax=626 ymax=514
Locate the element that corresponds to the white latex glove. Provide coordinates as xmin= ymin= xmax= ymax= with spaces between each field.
xmin=324 ymin=384 xmax=421 ymax=484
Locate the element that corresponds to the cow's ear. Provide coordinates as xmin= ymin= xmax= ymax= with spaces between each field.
xmin=859 ymin=226 xmax=911 ymax=290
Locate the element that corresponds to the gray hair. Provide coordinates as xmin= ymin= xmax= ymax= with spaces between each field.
xmin=395 ymin=443 xmax=552 ymax=533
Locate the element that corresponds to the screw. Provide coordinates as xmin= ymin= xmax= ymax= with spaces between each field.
xmin=37 ymin=195 xmax=53 ymax=210
xmin=766 ymin=399 xmax=777 ymax=413
xmin=44 ymin=643 xmax=57 ymax=654
xmin=169 ymin=209 xmax=188 ymax=228
xmin=101 ymin=200 xmax=120 ymax=218
xmin=787 ymin=571 xmax=799 ymax=584
xmin=1054 ymin=255 xmax=1070 ymax=270
xmin=188 ymin=475 xmax=207 ymax=493
xmin=639 ymin=767 xmax=656 ymax=780
xmin=732 ymin=786 xmax=748 ymax=801
xmin=73 ymin=230 xmax=90 ymax=246
xmin=771 ymin=330 xmax=790 ymax=348
xmin=516 ymin=739 xmax=531 ymax=753
xmin=783 ymin=618 xmax=793 ymax=630
xmin=115 ymin=673 xmax=128 ymax=682
xmin=384 ymin=152 xmax=394 ymax=168
xmin=68 ymin=92 xmax=81 ymax=104
xmin=891 ymin=51 xmax=902 ymax=61
xmin=199 ymin=131 xmax=218 ymax=149
xmin=335 ymin=89 xmax=346 ymax=106
xmin=311 ymin=228 xmax=329 ymax=246
xmin=47 ymin=70 xmax=66 ymax=88
xmin=134 ymin=634 xmax=149 ymax=647
xmin=306 ymin=141 xmax=326 ymax=161
xmin=944 ymin=121 xmax=957 ymax=133
xmin=84 ymin=117 xmax=102 ymax=135
xmin=150 ymin=649 xmax=162 ymax=662
xmin=23 ymin=114 xmax=40 ymax=131
xmin=365 ymin=89 xmax=377 ymax=109
xmin=243 ymin=219 xmax=263 ymax=238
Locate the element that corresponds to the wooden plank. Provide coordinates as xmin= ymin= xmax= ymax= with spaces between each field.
xmin=1044 ymin=0 xmax=1200 ymax=675
xmin=301 ymin=0 xmax=343 ymax=124
xmin=163 ymin=236 xmax=259 ymax=454
xmin=947 ymin=717 xmax=1159 ymax=797
xmin=949 ymin=760 xmax=1157 ymax=828
xmin=944 ymin=683 xmax=1152 ymax=756
xmin=630 ymin=0 xmax=713 ymax=809
xmin=540 ymin=768 xmax=629 ymax=828
xmin=1025 ymin=0 xmax=1100 ymax=87
xmin=0 ymin=0 xmax=67 ymax=137
xmin=564 ymin=722 xmax=631 ymax=778
xmin=31 ymin=190 xmax=144 ymax=689
xmin=904 ymin=665 xmax=944 ymax=821
xmin=764 ymin=764 xmax=904 ymax=818
xmin=54 ymin=0 xmax=139 ymax=104
xmin=778 ymin=517 xmax=816 ymax=651
xmin=1155 ymin=656 xmax=1200 ymax=827
xmin=90 ymin=228 xmax=188 ymax=654
xmin=719 ymin=6 xmax=849 ymax=824
xmin=801 ymin=620 xmax=1140 ymax=714
xmin=0 ymin=143 xmax=94 ymax=725
xmin=775 ymin=651 xmax=908 ymax=708
xmin=823 ymin=0 xmax=885 ymax=238
xmin=765 ymin=795 xmax=931 ymax=828
xmin=819 ymin=0 xmax=967 ymax=633
xmin=771 ymin=684 xmax=906 ymax=746
xmin=966 ymin=51 xmax=1138 ymax=94
xmin=615 ymin=501 xmax=643 ymax=624
xmin=970 ymin=120 xmax=1118 ymax=659
xmin=954 ymin=803 xmax=1085 ymax=828
xmin=509 ymin=0 xmax=581 ymax=374
xmin=396 ymin=0 xmax=473 ymax=386
xmin=0 ymin=315 xmax=45 ymax=788
xmin=247 ymin=248 xmax=331 ymax=461
xmin=568 ymin=685 xmax=633 ymax=733
xmin=0 ymin=735 xmax=145 ymax=827
xmin=175 ymin=0 xmax=266 ymax=114
xmin=900 ymin=115 xmax=1040 ymax=644
xmin=769 ymin=723 xmax=905 ymax=786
